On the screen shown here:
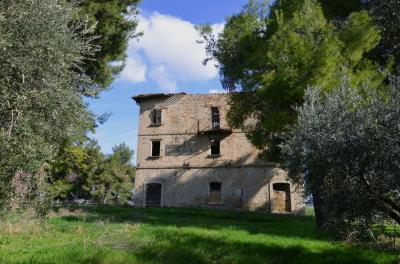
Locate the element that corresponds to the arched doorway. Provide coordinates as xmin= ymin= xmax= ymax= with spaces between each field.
xmin=272 ymin=183 xmax=291 ymax=213
xmin=146 ymin=183 xmax=162 ymax=207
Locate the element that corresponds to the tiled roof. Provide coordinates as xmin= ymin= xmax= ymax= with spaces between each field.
xmin=132 ymin=92 xmax=186 ymax=103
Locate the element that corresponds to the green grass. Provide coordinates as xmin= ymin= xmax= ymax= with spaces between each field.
xmin=0 ymin=206 xmax=398 ymax=264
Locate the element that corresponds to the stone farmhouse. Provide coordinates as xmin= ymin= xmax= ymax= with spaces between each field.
xmin=132 ymin=93 xmax=305 ymax=214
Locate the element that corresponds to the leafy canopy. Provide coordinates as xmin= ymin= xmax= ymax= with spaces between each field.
xmin=200 ymin=0 xmax=386 ymax=160
xmin=281 ymin=77 xmax=400 ymax=229
xmin=0 ymin=0 xmax=96 ymax=209
xmin=71 ymin=0 xmax=141 ymax=88
xmin=50 ymin=141 xmax=135 ymax=204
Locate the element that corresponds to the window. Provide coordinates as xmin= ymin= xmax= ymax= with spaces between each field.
xmin=211 ymin=107 xmax=220 ymax=129
xmin=209 ymin=182 xmax=221 ymax=192
xmin=151 ymin=140 xmax=161 ymax=157
xmin=209 ymin=182 xmax=222 ymax=204
xmin=210 ymin=140 xmax=220 ymax=155
xmin=151 ymin=109 xmax=162 ymax=125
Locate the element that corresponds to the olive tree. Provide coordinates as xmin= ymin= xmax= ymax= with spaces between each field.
xmin=281 ymin=77 xmax=400 ymax=233
xmin=0 ymin=0 xmax=97 ymax=211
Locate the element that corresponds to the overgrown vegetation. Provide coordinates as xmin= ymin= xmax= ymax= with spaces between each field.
xmin=0 ymin=0 xmax=140 ymax=215
xmin=49 ymin=141 xmax=135 ymax=205
xmin=0 ymin=206 xmax=397 ymax=264
xmin=199 ymin=0 xmax=400 ymax=234
xmin=199 ymin=0 xmax=386 ymax=161
xmin=0 ymin=0 xmax=96 ymax=213
xmin=281 ymin=76 xmax=400 ymax=233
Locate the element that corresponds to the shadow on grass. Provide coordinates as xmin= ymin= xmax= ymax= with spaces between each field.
xmin=57 ymin=205 xmax=327 ymax=241
xmin=132 ymin=228 xmax=388 ymax=264
xmin=54 ymin=224 xmax=395 ymax=264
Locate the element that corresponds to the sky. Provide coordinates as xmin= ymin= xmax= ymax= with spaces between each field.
xmin=86 ymin=0 xmax=248 ymax=162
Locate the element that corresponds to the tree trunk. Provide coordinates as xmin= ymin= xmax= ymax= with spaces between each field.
xmin=312 ymin=186 xmax=327 ymax=229
xmin=103 ymin=194 xmax=107 ymax=204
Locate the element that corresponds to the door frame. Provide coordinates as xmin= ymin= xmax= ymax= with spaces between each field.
xmin=269 ymin=180 xmax=293 ymax=213
xmin=143 ymin=181 xmax=164 ymax=207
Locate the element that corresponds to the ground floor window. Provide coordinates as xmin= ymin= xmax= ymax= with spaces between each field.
xmin=208 ymin=182 xmax=222 ymax=204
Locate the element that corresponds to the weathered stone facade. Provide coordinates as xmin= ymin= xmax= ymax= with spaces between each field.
xmin=132 ymin=93 xmax=305 ymax=214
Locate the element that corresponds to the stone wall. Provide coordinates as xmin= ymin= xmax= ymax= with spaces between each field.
xmin=135 ymin=94 xmax=271 ymax=168
xmin=133 ymin=93 xmax=305 ymax=214
xmin=134 ymin=167 xmax=305 ymax=214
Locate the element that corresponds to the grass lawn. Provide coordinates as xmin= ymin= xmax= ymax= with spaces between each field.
xmin=0 ymin=206 xmax=398 ymax=264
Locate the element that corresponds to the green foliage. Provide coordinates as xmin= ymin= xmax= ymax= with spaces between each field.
xmin=200 ymin=0 xmax=385 ymax=161
xmin=72 ymin=0 xmax=141 ymax=88
xmin=50 ymin=141 xmax=103 ymax=200
xmin=319 ymin=0 xmax=362 ymax=19
xmin=281 ymin=77 xmax=400 ymax=232
xmin=0 ymin=0 xmax=96 ymax=210
xmin=87 ymin=143 xmax=135 ymax=204
xmin=49 ymin=141 xmax=135 ymax=204
xmin=367 ymin=0 xmax=400 ymax=68
xmin=0 ymin=206 xmax=397 ymax=263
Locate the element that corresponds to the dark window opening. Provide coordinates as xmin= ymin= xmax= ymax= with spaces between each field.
xmin=273 ymin=183 xmax=290 ymax=192
xmin=151 ymin=109 xmax=162 ymax=125
xmin=209 ymin=182 xmax=222 ymax=204
xmin=210 ymin=140 xmax=220 ymax=155
xmin=211 ymin=107 xmax=220 ymax=129
xmin=209 ymin=182 xmax=221 ymax=192
xmin=152 ymin=141 xmax=161 ymax=157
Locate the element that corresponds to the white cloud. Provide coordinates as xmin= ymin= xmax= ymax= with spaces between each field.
xmin=209 ymin=89 xmax=226 ymax=94
xmin=149 ymin=64 xmax=177 ymax=92
xmin=120 ymin=52 xmax=147 ymax=82
xmin=211 ymin=23 xmax=225 ymax=38
xmin=120 ymin=12 xmax=224 ymax=92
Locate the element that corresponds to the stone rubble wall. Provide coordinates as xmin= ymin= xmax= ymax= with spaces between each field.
xmin=133 ymin=93 xmax=306 ymax=214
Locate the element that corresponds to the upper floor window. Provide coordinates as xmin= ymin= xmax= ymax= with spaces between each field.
xmin=211 ymin=107 xmax=220 ymax=129
xmin=151 ymin=140 xmax=161 ymax=157
xmin=210 ymin=140 xmax=220 ymax=155
xmin=151 ymin=109 xmax=162 ymax=125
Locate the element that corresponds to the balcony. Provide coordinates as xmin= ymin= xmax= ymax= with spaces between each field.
xmin=197 ymin=124 xmax=232 ymax=141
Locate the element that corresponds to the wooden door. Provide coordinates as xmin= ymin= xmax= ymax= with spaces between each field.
xmin=272 ymin=183 xmax=291 ymax=213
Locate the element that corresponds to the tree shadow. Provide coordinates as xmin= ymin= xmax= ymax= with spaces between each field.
xmin=59 ymin=205 xmax=327 ymax=241
xmin=131 ymin=227 xmax=386 ymax=264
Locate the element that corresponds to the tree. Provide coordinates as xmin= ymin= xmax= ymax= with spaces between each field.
xmin=49 ymin=140 xmax=104 ymax=200
xmin=0 ymin=0 xmax=96 ymax=210
xmin=88 ymin=143 xmax=135 ymax=204
xmin=199 ymin=0 xmax=389 ymax=228
xmin=281 ymin=77 xmax=400 ymax=232
xmin=313 ymin=0 xmax=400 ymax=71
xmin=200 ymin=0 xmax=385 ymax=162
xmin=49 ymin=141 xmax=135 ymax=204
xmin=366 ymin=0 xmax=400 ymax=68
xmin=72 ymin=0 xmax=141 ymax=88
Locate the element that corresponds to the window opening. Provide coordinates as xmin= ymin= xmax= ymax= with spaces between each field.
xmin=209 ymin=182 xmax=222 ymax=204
xmin=151 ymin=109 xmax=162 ymax=125
xmin=152 ymin=141 xmax=161 ymax=157
xmin=211 ymin=107 xmax=220 ymax=129
xmin=210 ymin=140 xmax=220 ymax=155
xmin=209 ymin=182 xmax=221 ymax=192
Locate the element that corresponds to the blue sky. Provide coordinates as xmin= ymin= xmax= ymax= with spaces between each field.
xmin=87 ymin=0 xmax=248 ymax=162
